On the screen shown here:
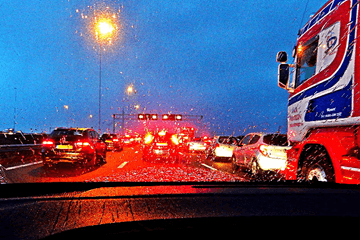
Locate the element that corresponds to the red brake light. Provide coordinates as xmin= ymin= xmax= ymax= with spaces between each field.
xmin=144 ymin=133 xmax=154 ymax=144
xmin=259 ymin=145 xmax=270 ymax=157
xmin=112 ymin=138 xmax=119 ymax=142
xmin=75 ymin=141 xmax=92 ymax=148
xmin=42 ymin=140 xmax=54 ymax=146
xmin=171 ymin=135 xmax=179 ymax=145
xmin=158 ymin=130 xmax=166 ymax=136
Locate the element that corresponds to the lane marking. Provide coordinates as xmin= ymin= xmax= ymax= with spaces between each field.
xmin=117 ymin=161 xmax=128 ymax=168
xmin=201 ymin=163 xmax=218 ymax=171
xmin=5 ymin=161 xmax=43 ymax=171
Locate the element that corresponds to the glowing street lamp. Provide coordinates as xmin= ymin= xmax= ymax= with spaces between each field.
xmin=127 ymin=85 xmax=134 ymax=95
xmin=95 ymin=18 xmax=116 ymax=44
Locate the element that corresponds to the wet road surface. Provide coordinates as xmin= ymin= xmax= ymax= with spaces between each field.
xmin=5 ymin=144 xmax=279 ymax=183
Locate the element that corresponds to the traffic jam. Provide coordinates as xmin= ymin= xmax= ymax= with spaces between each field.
xmin=0 ymin=112 xmax=293 ymax=183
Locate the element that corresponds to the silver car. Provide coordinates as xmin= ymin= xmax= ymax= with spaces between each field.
xmin=232 ymin=133 xmax=291 ymax=176
xmin=206 ymin=136 xmax=239 ymax=161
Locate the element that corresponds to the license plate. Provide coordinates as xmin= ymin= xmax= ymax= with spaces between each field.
xmin=156 ymin=143 xmax=168 ymax=146
xmin=154 ymin=149 xmax=169 ymax=155
xmin=56 ymin=145 xmax=73 ymax=150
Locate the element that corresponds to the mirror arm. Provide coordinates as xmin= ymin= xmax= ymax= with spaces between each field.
xmin=286 ymin=64 xmax=295 ymax=92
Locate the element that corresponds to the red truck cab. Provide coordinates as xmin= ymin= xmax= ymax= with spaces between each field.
xmin=277 ymin=0 xmax=360 ymax=184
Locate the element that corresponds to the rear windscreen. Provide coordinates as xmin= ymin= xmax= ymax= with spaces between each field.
xmin=263 ymin=134 xmax=288 ymax=146
xmin=50 ymin=130 xmax=84 ymax=137
xmin=218 ymin=137 xmax=228 ymax=143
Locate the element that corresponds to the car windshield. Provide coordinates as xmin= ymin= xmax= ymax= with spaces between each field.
xmin=0 ymin=0 xmax=348 ymax=185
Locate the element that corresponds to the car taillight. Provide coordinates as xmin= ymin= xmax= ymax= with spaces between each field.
xmin=42 ymin=140 xmax=54 ymax=146
xmin=171 ymin=135 xmax=179 ymax=145
xmin=75 ymin=141 xmax=92 ymax=148
xmin=158 ymin=130 xmax=166 ymax=136
xmin=259 ymin=145 xmax=270 ymax=157
xmin=112 ymin=138 xmax=119 ymax=142
xmin=144 ymin=133 xmax=154 ymax=144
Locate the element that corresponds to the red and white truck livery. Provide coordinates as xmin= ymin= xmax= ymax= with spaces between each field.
xmin=277 ymin=0 xmax=360 ymax=184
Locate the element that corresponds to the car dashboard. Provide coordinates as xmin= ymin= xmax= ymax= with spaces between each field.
xmin=0 ymin=182 xmax=358 ymax=239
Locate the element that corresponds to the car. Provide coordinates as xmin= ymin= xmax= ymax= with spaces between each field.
xmin=41 ymin=127 xmax=107 ymax=168
xmin=142 ymin=130 xmax=181 ymax=163
xmin=120 ymin=133 xmax=141 ymax=146
xmin=206 ymin=136 xmax=239 ymax=161
xmin=100 ymin=133 xmax=123 ymax=151
xmin=187 ymin=137 xmax=207 ymax=152
xmin=232 ymin=133 xmax=291 ymax=176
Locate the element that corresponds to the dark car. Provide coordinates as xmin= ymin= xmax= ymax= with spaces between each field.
xmin=101 ymin=133 xmax=123 ymax=151
xmin=142 ymin=130 xmax=180 ymax=163
xmin=41 ymin=127 xmax=107 ymax=168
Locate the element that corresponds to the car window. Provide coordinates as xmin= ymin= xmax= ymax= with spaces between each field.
xmin=218 ymin=137 xmax=228 ymax=144
xmin=240 ymin=135 xmax=252 ymax=146
xmin=50 ymin=130 xmax=83 ymax=137
xmin=263 ymin=134 xmax=288 ymax=146
xmin=229 ymin=137 xmax=238 ymax=145
xmin=248 ymin=135 xmax=260 ymax=145
xmin=89 ymin=131 xmax=95 ymax=139
xmin=94 ymin=131 xmax=99 ymax=139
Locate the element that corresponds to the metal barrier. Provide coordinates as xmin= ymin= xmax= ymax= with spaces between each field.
xmin=0 ymin=164 xmax=10 ymax=184
xmin=0 ymin=144 xmax=43 ymax=170
xmin=0 ymin=144 xmax=42 ymax=152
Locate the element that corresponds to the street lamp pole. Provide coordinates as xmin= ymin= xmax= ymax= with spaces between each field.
xmin=92 ymin=10 xmax=118 ymax=133
xmin=98 ymin=44 xmax=102 ymax=133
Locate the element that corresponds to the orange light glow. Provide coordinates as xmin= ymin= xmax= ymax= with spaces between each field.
xmin=127 ymin=85 xmax=134 ymax=94
xmin=97 ymin=20 xmax=114 ymax=36
xmin=42 ymin=140 xmax=54 ymax=146
xmin=158 ymin=130 xmax=167 ymax=136
xmin=95 ymin=17 xmax=117 ymax=43
xmin=144 ymin=133 xmax=154 ymax=144
xmin=91 ymin=7 xmax=120 ymax=46
xmin=171 ymin=135 xmax=179 ymax=145
xmin=297 ymin=45 xmax=303 ymax=56
xmin=75 ymin=141 xmax=92 ymax=148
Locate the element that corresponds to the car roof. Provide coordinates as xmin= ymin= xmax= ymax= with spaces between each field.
xmin=54 ymin=127 xmax=94 ymax=131
xmin=244 ymin=132 xmax=286 ymax=136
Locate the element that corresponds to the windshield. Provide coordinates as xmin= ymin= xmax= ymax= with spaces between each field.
xmin=0 ymin=0 xmax=338 ymax=184
xmin=295 ymin=37 xmax=319 ymax=86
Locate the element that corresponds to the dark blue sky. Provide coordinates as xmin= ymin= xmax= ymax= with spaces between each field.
xmin=0 ymin=0 xmax=326 ymax=135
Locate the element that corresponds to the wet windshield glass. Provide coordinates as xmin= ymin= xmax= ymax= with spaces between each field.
xmin=0 ymin=0 xmax=338 ymax=184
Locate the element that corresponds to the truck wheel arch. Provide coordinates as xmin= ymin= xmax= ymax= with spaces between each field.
xmin=297 ymin=144 xmax=336 ymax=182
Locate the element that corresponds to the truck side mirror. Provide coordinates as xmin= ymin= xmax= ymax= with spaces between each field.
xmin=278 ymin=63 xmax=289 ymax=89
xmin=276 ymin=51 xmax=288 ymax=63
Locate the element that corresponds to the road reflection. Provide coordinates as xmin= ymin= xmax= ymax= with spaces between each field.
xmin=5 ymin=145 xmax=284 ymax=183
